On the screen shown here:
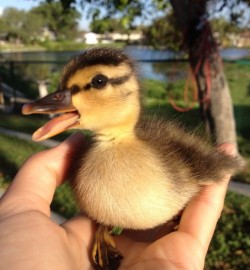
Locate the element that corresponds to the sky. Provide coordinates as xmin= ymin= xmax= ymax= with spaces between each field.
xmin=0 ymin=0 xmax=90 ymax=29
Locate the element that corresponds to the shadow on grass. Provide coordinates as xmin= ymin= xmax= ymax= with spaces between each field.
xmin=0 ymin=132 xmax=46 ymax=184
xmin=0 ymin=152 xmax=18 ymax=182
xmin=0 ymin=112 xmax=74 ymax=141
xmin=0 ymin=112 xmax=46 ymax=134
xmin=234 ymin=105 xmax=250 ymax=182
xmin=146 ymin=103 xmax=202 ymax=128
xmin=234 ymin=104 xmax=250 ymax=140
xmin=147 ymin=103 xmax=250 ymax=140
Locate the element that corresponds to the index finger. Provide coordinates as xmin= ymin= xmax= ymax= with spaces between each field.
xmin=178 ymin=176 xmax=230 ymax=255
xmin=178 ymin=143 xmax=236 ymax=255
xmin=0 ymin=132 xmax=85 ymax=217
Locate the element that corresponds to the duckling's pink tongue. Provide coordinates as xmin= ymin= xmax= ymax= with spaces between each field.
xmin=33 ymin=112 xmax=79 ymax=141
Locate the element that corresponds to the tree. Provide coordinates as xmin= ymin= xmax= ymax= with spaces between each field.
xmin=1 ymin=8 xmax=44 ymax=43
xmin=20 ymin=12 xmax=44 ymax=43
xmin=143 ymin=11 xmax=182 ymax=50
xmin=31 ymin=1 xmax=81 ymax=40
xmin=90 ymin=18 xmax=127 ymax=34
xmin=0 ymin=2 xmax=81 ymax=43
xmin=210 ymin=16 xmax=241 ymax=46
xmin=1 ymin=8 xmax=26 ymax=42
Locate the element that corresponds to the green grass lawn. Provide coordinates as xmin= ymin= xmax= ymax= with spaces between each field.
xmin=206 ymin=191 xmax=250 ymax=269
xmin=0 ymin=132 xmax=46 ymax=182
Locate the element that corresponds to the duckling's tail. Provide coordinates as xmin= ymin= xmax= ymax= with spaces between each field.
xmin=196 ymin=150 xmax=246 ymax=184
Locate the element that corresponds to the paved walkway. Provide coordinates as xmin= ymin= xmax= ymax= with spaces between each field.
xmin=228 ymin=181 xmax=250 ymax=197
xmin=1 ymin=127 xmax=250 ymax=198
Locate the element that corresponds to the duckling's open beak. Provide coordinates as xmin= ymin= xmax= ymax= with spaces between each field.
xmin=22 ymin=90 xmax=80 ymax=141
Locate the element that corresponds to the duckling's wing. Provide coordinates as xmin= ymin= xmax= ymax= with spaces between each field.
xmin=136 ymin=117 xmax=241 ymax=184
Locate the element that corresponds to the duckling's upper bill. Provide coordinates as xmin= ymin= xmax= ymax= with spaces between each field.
xmin=22 ymin=48 xmax=140 ymax=141
xmin=22 ymin=90 xmax=80 ymax=141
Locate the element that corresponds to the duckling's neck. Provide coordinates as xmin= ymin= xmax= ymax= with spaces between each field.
xmin=94 ymin=97 xmax=141 ymax=142
xmin=95 ymin=125 xmax=137 ymax=142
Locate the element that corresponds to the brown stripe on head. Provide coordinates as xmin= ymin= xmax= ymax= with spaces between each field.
xmin=59 ymin=47 xmax=137 ymax=91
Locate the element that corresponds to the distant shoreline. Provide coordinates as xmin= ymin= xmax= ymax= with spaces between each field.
xmin=0 ymin=46 xmax=46 ymax=53
xmin=0 ymin=42 xmax=125 ymax=54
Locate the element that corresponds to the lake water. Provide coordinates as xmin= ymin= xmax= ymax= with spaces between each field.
xmin=1 ymin=46 xmax=249 ymax=82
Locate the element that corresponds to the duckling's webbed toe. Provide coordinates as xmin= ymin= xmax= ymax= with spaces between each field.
xmin=91 ymin=225 xmax=123 ymax=270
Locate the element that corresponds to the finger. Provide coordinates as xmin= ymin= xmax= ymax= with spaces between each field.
xmin=0 ymin=132 xmax=85 ymax=216
xmin=179 ymin=143 xmax=236 ymax=254
xmin=179 ymin=175 xmax=230 ymax=256
xmin=217 ymin=143 xmax=238 ymax=156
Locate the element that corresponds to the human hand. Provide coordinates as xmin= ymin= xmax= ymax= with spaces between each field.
xmin=0 ymin=134 xmax=234 ymax=270
xmin=0 ymin=133 xmax=95 ymax=270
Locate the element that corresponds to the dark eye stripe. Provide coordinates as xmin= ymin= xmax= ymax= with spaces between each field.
xmin=70 ymin=85 xmax=80 ymax=95
xmin=109 ymin=74 xmax=131 ymax=85
xmin=84 ymin=83 xmax=91 ymax=91
xmin=72 ymin=73 xmax=132 ymax=93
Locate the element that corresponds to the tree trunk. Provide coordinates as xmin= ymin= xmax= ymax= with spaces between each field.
xmin=169 ymin=0 xmax=238 ymax=151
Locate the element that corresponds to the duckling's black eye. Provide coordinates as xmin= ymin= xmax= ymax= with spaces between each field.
xmin=91 ymin=74 xmax=108 ymax=89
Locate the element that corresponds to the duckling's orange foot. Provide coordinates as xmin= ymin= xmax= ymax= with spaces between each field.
xmin=91 ymin=225 xmax=123 ymax=270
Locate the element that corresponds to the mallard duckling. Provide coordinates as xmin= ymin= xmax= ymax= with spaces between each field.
xmin=22 ymin=47 xmax=242 ymax=270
